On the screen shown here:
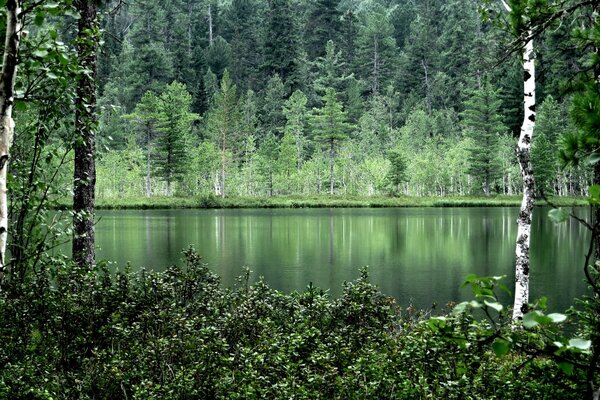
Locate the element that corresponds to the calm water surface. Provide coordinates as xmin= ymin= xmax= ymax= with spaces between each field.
xmin=94 ymin=207 xmax=589 ymax=311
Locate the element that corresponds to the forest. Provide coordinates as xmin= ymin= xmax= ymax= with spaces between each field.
xmin=0 ymin=0 xmax=599 ymax=399
xmin=86 ymin=0 xmax=589 ymax=198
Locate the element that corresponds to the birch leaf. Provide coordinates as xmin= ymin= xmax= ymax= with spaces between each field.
xmin=484 ymin=300 xmax=503 ymax=312
xmin=568 ymin=338 xmax=591 ymax=351
xmin=547 ymin=313 xmax=567 ymax=323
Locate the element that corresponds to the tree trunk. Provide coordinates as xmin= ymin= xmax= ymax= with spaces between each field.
xmin=73 ymin=0 xmax=99 ymax=268
xmin=512 ymin=34 xmax=536 ymax=321
xmin=0 ymin=0 xmax=22 ymax=280
xmin=208 ymin=3 xmax=214 ymax=46
xmin=145 ymin=142 xmax=152 ymax=197
xmin=329 ymin=139 xmax=335 ymax=195
xmin=372 ymin=34 xmax=379 ymax=94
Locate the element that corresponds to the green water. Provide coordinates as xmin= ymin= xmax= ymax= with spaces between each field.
xmin=94 ymin=207 xmax=589 ymax=311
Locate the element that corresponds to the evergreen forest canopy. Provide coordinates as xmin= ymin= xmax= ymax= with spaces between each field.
xmin=91 ymin=0 xmax=589 ymax=199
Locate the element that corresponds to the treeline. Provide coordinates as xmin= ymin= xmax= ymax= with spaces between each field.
xmin=89 ymin=0 xmax=590 ymax=197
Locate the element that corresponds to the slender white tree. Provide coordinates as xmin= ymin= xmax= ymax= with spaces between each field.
xmin=0 ymin=0 xmax=23 ymax=280
xmin=501 ymin=0 xmax=536 ymax=321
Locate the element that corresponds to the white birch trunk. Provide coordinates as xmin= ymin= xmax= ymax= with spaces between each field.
xmin=0 ymin=0 xmax=22 ymax=280
xmin=501 ymin=0 xmax=536 ymax=321
xmin=513 ymin=35 xmax=536 ymax=320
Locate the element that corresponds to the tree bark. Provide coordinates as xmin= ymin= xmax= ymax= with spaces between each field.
xmin=0 ymin=0 xmax=22 ymax=280
xmin=512 ymin=35 xmax=536 ymax=321
xmin=73 ymin=0 xmax=99 ymax=268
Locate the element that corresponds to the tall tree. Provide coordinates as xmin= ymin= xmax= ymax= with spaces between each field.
xmin=0 ymin=0 xmax=23 ymax=278
xmin=222 ymin=0 xmax=263 ymax=92
xmin=305 ymin=0 xmax=343 ymax=60
xmin=461 ymin=81 xmax=505 ymax=196
xmin=356 ymin=2 xmax=398 ymax=95
xmin=127 ymin=91 xmax=161 ymax=197
xmin=311 ymin=88 xmax=352 ymax=194
xmin=502 ymin=0 xmax=537 ymax=321
xmin=207 ymin=70 xmax=241 ymax=197
xmin=153 ymin=82 xmax=197 ymax=195
xmin=262 ymin=0 xmax=301 ymax=89
xmin=283 ymin=89 xmax=309 ymax=170
xmin=73 ymin=0 xmax=100 ymax=268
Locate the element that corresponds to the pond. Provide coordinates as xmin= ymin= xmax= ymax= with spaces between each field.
xmin=94 ymin=207 xmax=589 ymax=312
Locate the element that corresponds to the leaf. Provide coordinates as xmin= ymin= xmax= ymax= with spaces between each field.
xmin=586 ymin=153 xmax=600 ymax=165
xmin=492 ymin=338 xmax=510 ymax=357
xmin=568 ymin=338 xmax=592 ymax=351
xmin=32 ymin=49 xmax=48 ymax=58
xmin=34 ymin=13 xmax=45 ymax=27
xmin=484 ymin=300 xmax=503 ymax=312
xmin=558 ymin=362 xmax=574 ymax=375
xmin=522 ymin=311 xmax=540 ymax=328
xmin=44 ymin=2 xmax=60 ymax=9
xmin=547 ymin=313 xmax=567 ymax=323
xmin=548 ymin=208 xmax=569 ymax=224
xmin=589 ymin=185 xmax=600 ymax=205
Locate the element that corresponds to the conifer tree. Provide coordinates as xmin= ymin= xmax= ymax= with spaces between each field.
xmin=260 ymin=74 xmax=287 ymax=142
xmin=461 ymin=82 xmax=506 ymax=196
xmin=305 ymin=0 xmax=343 ymax=60
xmin=153 ymin=82 xmax=197 ymax=195
xmin=262 ymin=0 xmax=301 ymax=89
xmin=311 ymin=88 xmax=352 ymax=194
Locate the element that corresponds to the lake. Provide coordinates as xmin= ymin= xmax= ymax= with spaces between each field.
xmin=94 ymin=207 xmax=589 ymax=312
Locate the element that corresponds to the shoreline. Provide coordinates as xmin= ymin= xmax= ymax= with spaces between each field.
xmin=59 ymin=195 xmax=587 ymax=210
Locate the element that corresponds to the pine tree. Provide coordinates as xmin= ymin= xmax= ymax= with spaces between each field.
xmin=153 ymin=82 xmax=197 ymax=195
xmin=262 ymin=0 xmax=301 ymax=90
xmin=355 ymin=2 xmax=398 ymax=95
xmin=531 ymin=132 xmax=556 ymax=196
xmin=223 ymin=0 xmax=263 ymax=92
xmin=313 ymin=40 xmax=353 ymax=100
xmin=461 ymin=81 xmax=506 ymax=196
xmin=260 ymin=74 xmax=287 ymax=142
xmin=305 ymin=0 xmax=343 ymax=60
xmin=311 ymin=88 xmax=352 ymax=194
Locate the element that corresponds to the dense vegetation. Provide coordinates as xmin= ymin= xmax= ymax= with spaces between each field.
xmin=1 ymin=0 xmax=599 ymax=398
xmin=83 ymin=0 xmax=591 ymax=198
xmin=0 ymin=249 xmax=593 ymax=399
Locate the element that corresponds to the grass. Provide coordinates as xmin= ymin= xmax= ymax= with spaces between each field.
xmin=73 ymin=194 xmax=589 ymax=210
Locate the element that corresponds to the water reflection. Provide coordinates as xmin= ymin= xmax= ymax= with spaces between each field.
xmin=93 ymin=207 xmax=589 ymax=312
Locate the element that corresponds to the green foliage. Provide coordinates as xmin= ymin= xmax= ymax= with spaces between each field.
xmin=461 ymin=81 xmax=506 ymax=196
xmin=152 ymin=82 xmax=198 ymax=195
xmin=0 ymin=252 xmax=592 ymax=399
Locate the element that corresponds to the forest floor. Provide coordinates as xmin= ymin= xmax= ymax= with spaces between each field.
xmin=85 ymin=195 xmax=588 ymax=210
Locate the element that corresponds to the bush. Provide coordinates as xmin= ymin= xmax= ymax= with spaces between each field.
xmin=0 ymin=250 xmax=589 ymax=399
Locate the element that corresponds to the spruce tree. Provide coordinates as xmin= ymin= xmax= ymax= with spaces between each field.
xmin=153 ymin=82 xmax=197 ymax=195
xmin=311 ymin=88 xmax=352 ymax=194
xmin=262 ymin=0 xmax=301 ymax=90
xmin=305 ymin=0 xmax=343 ymax=60
xmin=461 ymin=81 xmax=506 ymax=196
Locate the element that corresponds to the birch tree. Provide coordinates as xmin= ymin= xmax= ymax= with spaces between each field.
xmin=500 ymin=0 xmax=536 ymax=321
xmin=0 ymin=0 xmax=23 ymax=279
